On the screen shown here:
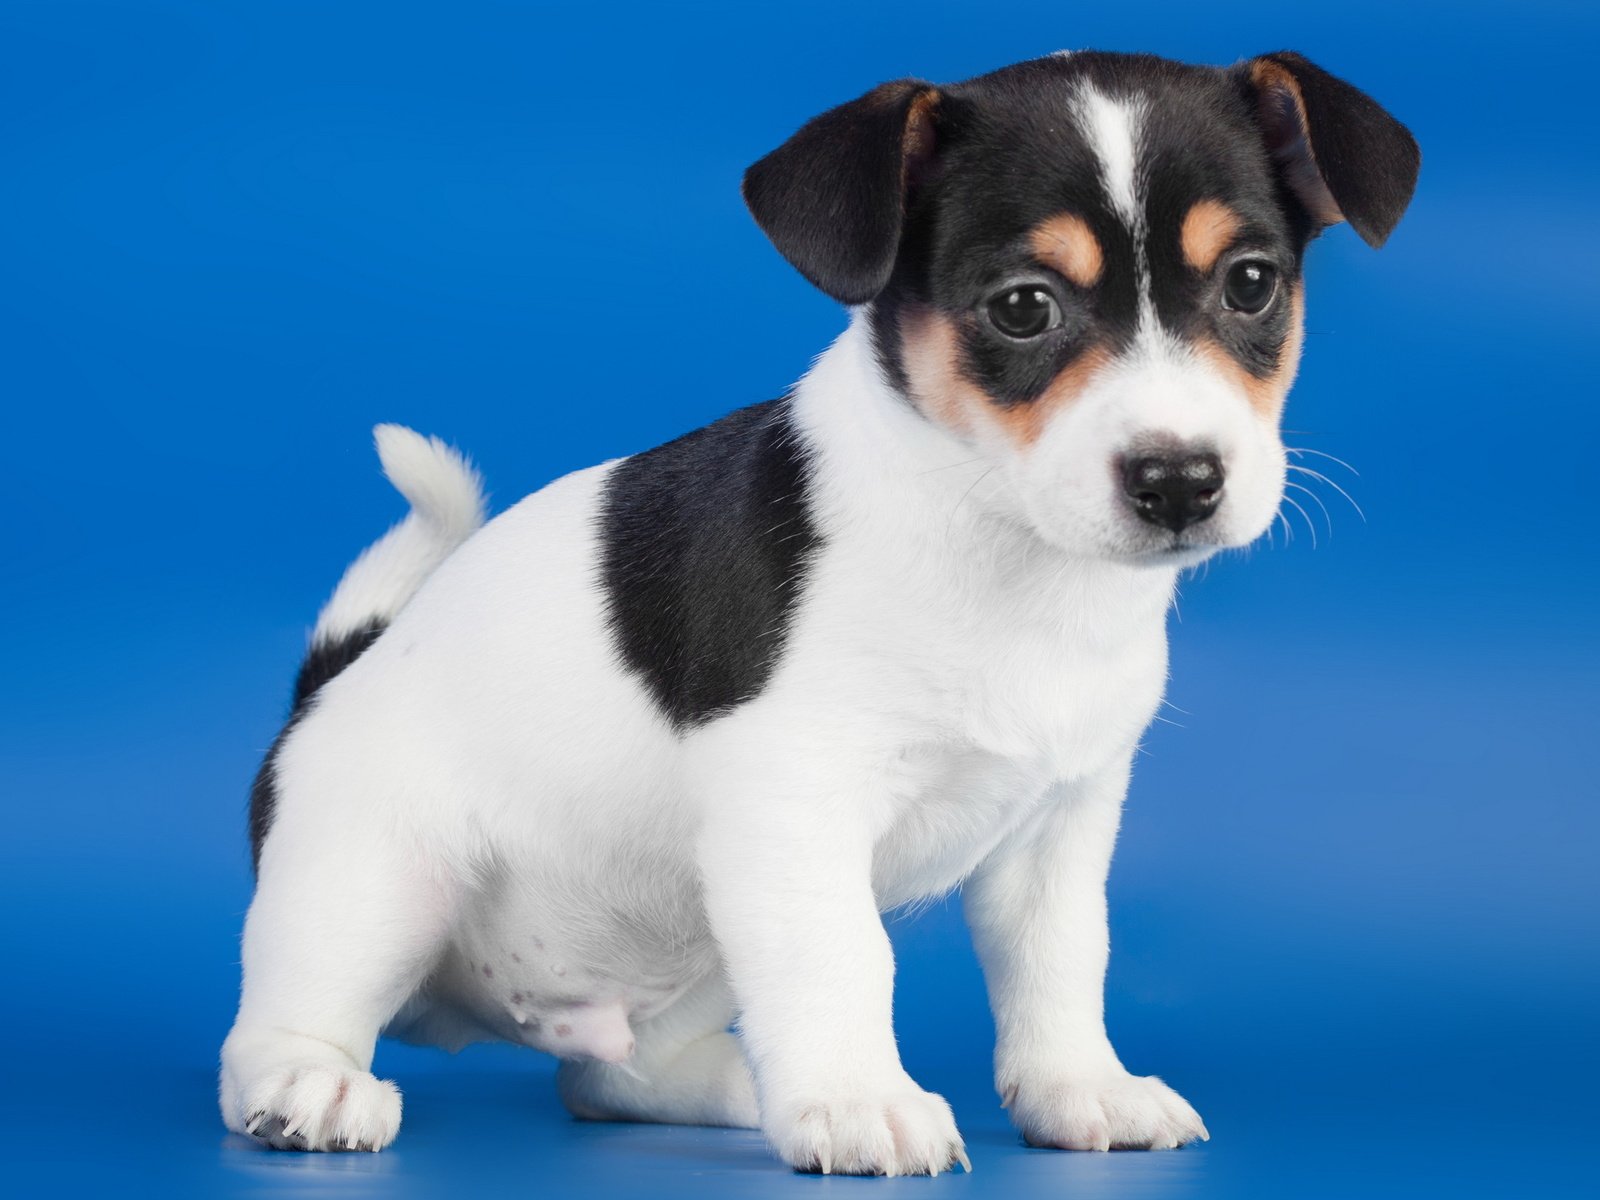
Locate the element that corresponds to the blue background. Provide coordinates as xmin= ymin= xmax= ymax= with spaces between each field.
xmin=3 ymin=2 xmax=1596 ymax=1196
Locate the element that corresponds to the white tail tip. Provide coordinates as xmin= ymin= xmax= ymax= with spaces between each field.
xmin=310 ymin=426 xmax=488 ymax=647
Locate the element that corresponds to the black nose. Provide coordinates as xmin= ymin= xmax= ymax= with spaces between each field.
xmin=1121 ymin=452 xmax=1225 ymax=533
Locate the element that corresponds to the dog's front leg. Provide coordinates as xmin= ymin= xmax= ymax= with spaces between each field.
xmin=693 ymin=727 xmax=966 ymax=1176
xmin=964 ymin=759 xmax=1209 ymax=1151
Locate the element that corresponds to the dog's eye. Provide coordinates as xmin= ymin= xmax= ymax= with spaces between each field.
xmin=1222 ymin=260 xmax=1277 ymax=314
xmin=986 ymin=287 xmax=1060 ymax=339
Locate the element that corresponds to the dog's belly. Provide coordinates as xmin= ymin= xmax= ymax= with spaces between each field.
xmin=403 ymin=764 xmax=1040 ymax=1056
xmin=390 ymin=747 xmax=1054 ymax=1057
xmin=410 ymin=859 xmax=719 ymax=1060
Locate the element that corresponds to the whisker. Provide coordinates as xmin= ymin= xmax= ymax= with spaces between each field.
xmin=1286 ymin=446 xmax=1360 ymax=476
xmin=1288 ymin=464 xmax=1366 ymax=522
xmin=947 ymin=466 xmax=996 ymax=535
xmin=1285 ymin=480 xmax=1334 ymax=539
xmin=1274 ymin=509 xmax=1294 ymax=546
xmin=1281 ymin=494 xmax=1318 ymax=549
xmin=917 ymin=456 xmax=987 ymax=477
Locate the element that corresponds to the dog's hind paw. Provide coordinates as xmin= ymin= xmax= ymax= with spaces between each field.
xmin=235 ymin=1063 xmax=402 ymax=1152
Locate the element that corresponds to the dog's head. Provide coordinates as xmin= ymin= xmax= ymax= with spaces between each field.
xmin=744 ymin=51 xmax=1418 ymax=564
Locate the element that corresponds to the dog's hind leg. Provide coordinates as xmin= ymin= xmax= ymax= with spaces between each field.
xmin=220 ymin=794 xmax=460 ymax=1152
xmin=556 ymin=973 xmax=757 ymax=1129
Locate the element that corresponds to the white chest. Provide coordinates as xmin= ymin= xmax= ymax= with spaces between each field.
xmin=854 ymin=588 xmax=1170 ymax=909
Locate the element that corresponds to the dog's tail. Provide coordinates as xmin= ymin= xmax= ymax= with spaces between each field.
xmin=305 ymin=424 xmax=487 ymax=672
xmin=250 ymin=426 xmax=486 ymax=870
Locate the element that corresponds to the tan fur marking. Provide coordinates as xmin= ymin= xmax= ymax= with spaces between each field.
xmin=900 ymin=308 xmax=980 ymax=438
xmin=1249 ymin=60 xmax=1343 ymax=227
xmin=1194 ymin=282 xmax=1306 ymax=418
xmin=900 ymin=88 xmax=940 ymax=184
xmin=990 ymin=345 xmax=1114 ymax=447
xmin=1181 ymin=200 xmax=1243 ymax=274
xmin=899 ymin=307 xmax=1112 ymax=447
xmin=1029 ymin=213 xmax=1104 ymax=289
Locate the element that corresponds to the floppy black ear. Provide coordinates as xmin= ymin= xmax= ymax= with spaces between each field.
xmin=742 ymin=80 xmax=940 ymax=304
xmin=1240 ymin=52 xmax=1420 ymax=248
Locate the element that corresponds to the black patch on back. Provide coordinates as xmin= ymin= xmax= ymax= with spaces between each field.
xmin=248 ymin=619 xmax=386 ymax=871
xmin=599 ymin=399 xmax=820 ymax=730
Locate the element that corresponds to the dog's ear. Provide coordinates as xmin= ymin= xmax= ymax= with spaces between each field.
xmin=743 ymin=80 xmax=941 ymax=304
xmin=1239 ymin=52 xmax=1420 ymax=248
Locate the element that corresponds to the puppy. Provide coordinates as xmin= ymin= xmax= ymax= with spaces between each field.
xmin=221 ymin=49 xmax=1417 ymax=1173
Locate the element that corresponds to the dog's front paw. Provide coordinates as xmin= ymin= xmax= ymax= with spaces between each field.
xmin=234 ymin=1062 xmax=402 ymax=1152
xmin=1004 ymin=1070 xmax=1207 ymax=1151
xmin=766 ymin=1078 xmax=969 ymax=1176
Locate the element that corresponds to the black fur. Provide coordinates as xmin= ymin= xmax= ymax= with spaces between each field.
xmin=747 ymin=52 xmax=1417 ymax=411
xmin=743 ymin=79 xmax=938 ymax=305
xmin=248 ymin=619 xmax=387 ymax=871
xmin=599 ymin=399 xmax=820 ymax=730
xmin=1241 ymin=52 xmax=1420 ymax=249
xmin=890 ymin=55 xmax=1310 ymax=407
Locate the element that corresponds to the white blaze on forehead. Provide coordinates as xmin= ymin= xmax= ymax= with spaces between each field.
xmin=1073 ymin=86 xmax=1143 ymax=226
xmin=1072 ymin=86 xmax=1156 ymax=332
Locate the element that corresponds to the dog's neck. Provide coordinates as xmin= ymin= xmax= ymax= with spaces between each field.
xmin=791 ymin=314 xmax=1179 ymax=641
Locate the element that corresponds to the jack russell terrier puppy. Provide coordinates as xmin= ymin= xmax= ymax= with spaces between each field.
xmin=221 ymin=48 xmax=1418 ymax=1175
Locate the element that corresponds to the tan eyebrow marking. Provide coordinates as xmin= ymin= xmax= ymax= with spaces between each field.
xmin=1181 ymin=200 xmax=1244 ymax=274
xmin=1029 ymin=213 xmax=1104 ymax=288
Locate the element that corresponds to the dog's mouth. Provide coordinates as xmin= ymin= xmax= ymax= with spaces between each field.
xmin=1122 ymin=531 xmax=1227 ymax=567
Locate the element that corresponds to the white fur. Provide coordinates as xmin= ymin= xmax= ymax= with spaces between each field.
xmin=1075 ymin=86 xmax=1153 ymax=327
xmin=220 ymin=298 xmax=1284 ymax=1167
xmin=1075 ymin=86 xmax=1143 ymax=233
xmin=1000 ymin=333 xmax=1288 ymax=565
xmin=920 ymin=86 xmax=1288 ymax=568
xmin=311 ymin=424 xmax=486 ymax=646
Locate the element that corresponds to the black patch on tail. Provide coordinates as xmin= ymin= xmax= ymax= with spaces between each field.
xmin=599 ymin=399 xmax=820 ymax=730
xmin=248 ymin=619 xmax=387 ymax=872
